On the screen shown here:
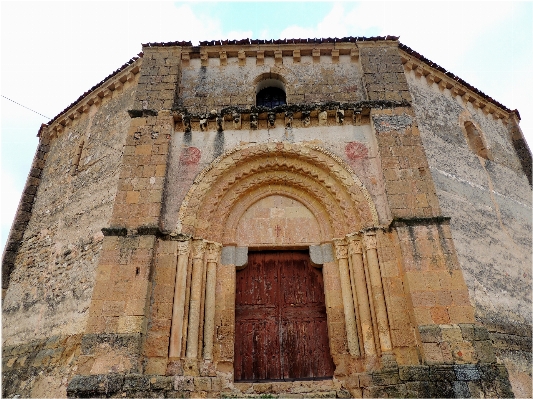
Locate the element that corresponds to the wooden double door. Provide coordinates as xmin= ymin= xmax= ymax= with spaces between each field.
xmin=234 ymin=251 xmax=335 ymax=381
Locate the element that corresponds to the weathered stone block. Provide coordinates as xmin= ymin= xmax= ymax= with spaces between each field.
xmin=399 ymin=365 xmax=430 ymax=381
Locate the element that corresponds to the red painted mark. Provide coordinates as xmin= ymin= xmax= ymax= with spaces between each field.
xmin=275 ymin=225 xmax=282 ymax=238
xmin=179 ymin=147 xmax=201 ymax=165
xmin=345 ymin=142 xmax=368 ymax=161
xmin=457 ymin=351 xmax=463 ymax=357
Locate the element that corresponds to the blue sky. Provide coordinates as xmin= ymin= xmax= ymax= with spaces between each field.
xmin=1 ymin=1 xmax=532 ymax=252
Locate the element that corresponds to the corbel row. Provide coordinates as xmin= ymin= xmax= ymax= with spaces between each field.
xmin=400 ymin=54 xmax=508 ymax=121
xmin=168 ymin=239 xmax=223 ymax=363
xmin=48 ymin=61 xmax=142 ymax=139
xmin=181 ymin=46 xmax=359 ymax=67
xmin=176 ymin=108 xmax=370 ymax=133
xmin=332 ymin=231 xmax=392 ymax=360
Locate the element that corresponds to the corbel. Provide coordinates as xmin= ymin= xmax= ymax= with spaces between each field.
xmin=267 ymin=112 xmax=276 ymax=127
xmin=219 ymin=51 xmax=227 ymax=66
xmin=182 ymin=114 xmax=191 ymax=133
xmin=353 ymin=108 xmax=362 ymax=125
xmin=425 ymin=74 xmax=437 ymax=85
xmin=200 ymin=50 xmax=208 ymax=67
xmin=61 ymin=117 xmax=72 ymax=128
xmin=332 ymin=49 xmax=339 ymax=63
xmin=126 ymin=72 xmax=135 ymax=82
xmin=250 ymin=113 xmax=258 ymax=130
xmin=238 ymin=50 xmax=246 ymax=66
xmin=483 ymin=105 xmax=494 ymax=115
xmin=81 ymin=104 xmax=90 ymax=114
xmin=69 ymin=111 xmax=80 ymax=120
xmin=101 ymin=89 xmax=112 ymax=99
xmin=131 ymin=65 xmax=140 ymax=75
xmin=312 ymin=48 xmax=320 ymax=63
xmin=403 ymin=60 xmax=414 ymax=71
xmin=293 ymin=49 xmax=301 ymax=63
xmin=336 ymin=109 xmax=344 ymax=124
xmin=216 ymin=116 xmax=224 ymax=132
xmin=302 ymin=111 xmax=311 ymax=127
xmin=256 ymin=50 xmax=264 ymax=66
xmin=414 ymin=65 xmax=424 ymax=78
xmin=438 ymin=79 xmax=448 ymax=91
xmin=91 ymin=95 xmax=101 ymax=106
xmin=462 ymin=93 xmax=472 ymax=104
xmin=182 ymin=51 xmax=190 ymax=66
xmin=232 ymin=112 xmax=241 ymax=130
xmin=473 ymin=99 xmax=484 ymax=109
xmin=111 ymin=80 xmax=123 ymax=91
xmin=318 ymin=110 xmax=328 ymax=126
xmin=350 ymin=47 xmax=359 ymax=62
xmin=199 ymin=117 xmax=208 ymax=132
xmin=285 ymin=111 xmax=293 ymax=128
xmin=274 ymin=50 xmax=282 ymax=65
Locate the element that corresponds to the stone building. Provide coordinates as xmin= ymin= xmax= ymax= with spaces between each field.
xmin=2 ymin=37 xmax=531 ymax=398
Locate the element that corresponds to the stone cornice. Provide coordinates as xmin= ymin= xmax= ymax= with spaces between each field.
xmin=169 ymin=100 xmax=410 ymax=132
xmin=399 ymin=45 xmax=516 ymax=122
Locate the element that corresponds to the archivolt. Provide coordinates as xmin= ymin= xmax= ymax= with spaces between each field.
xmin=177 ymin=142 xmax=379 ymax=240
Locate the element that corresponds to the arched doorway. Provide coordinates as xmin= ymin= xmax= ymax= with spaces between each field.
xmin=173 ymin=142 xmax=382 ymax=380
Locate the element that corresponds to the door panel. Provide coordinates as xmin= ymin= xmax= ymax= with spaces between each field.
xmin=234 ymin=251 xmax=335 ymax=381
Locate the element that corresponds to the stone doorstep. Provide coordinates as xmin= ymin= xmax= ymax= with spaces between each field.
xmin=233 ymin=379 xmax=341 ymax=395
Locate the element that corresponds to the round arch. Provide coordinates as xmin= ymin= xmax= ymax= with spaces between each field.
xmin=176 ymin=142 xmax=379 ymax=243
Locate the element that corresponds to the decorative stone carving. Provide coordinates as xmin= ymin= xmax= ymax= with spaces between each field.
xmin=285 ymin=111 xmax=293 ymax=128
xmin=182 ymin=114 xmax=191 ymax=133
xmin=268 ymin=113 xmax=276 ymax=127
xmin=199 ymin=118 xmax=208 ymax=132
xmin=333 ymin=239 xmax=349 ymax=260
xmin=191 ymin=239 xmax=206 ymax=259
xmin=216 ymin=116 xmax=223 ymax=132
xmin=177 ymin=143 xmax=380 ymax=240
xmin=302 ymin=111 xmax=311 ymax=127
xmin=364 ymin=232 xmax=377 ymax=250
xmin=348 ymin=237 xmax=363 ymax=255
xmin=250 ymin=113 xmax=258 ymax=130
xmin=205 ymin=241 xmax=222 ymax=262
xmin=318 ymin=111 xmax=328 ymax=126
xmin=336 ymin=109 xmax=345 ymax=124
xmin=232 ymin=112 xmax=241 ymax=129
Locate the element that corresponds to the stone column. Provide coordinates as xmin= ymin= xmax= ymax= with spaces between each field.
xmin=348 ymin=236 xmax=377 ymax=357
xmin=203 ymin=241 xmax=222 ymax=361
xmin=364 ymin=232 xmax=392 ymax=353
xmin=169 ymin=240 xmax=191 ymax=359
xmin=333 ymin=239 xmax=360 ymax=357
xmin=186 ymin=239 xmax=206 ymax=359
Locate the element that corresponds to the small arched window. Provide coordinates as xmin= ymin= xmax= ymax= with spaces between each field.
xmin=464 ymin=121 xmax=490 ymax=159
xmin=256 ymin=87 xmax=286 ymax=108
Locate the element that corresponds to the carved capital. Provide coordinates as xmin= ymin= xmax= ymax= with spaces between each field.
xmin=347 ymin=237 xmax=363 ymax=255
xmin=332 ymin=239 xmax=349 ymax=260
xmin=191 ymin=239 xmax=206 ymax=259
xmin=206 ymin=241 xmax=222 ymax=262
xmin=177 ymin=240 xmax=190 ymax=256
xmin=363 ymin=232 xmax=377 ymax=250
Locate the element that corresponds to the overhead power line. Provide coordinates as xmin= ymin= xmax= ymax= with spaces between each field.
xmin=1 ymin=95 xmax=51 ymax=119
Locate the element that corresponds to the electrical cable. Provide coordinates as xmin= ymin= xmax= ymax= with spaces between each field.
xmin=1 ymin=95 xmax=51 ymax=119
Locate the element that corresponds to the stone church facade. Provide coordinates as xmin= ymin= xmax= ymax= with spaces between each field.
xmin=2 ymin=37 xmax=531 ymax=398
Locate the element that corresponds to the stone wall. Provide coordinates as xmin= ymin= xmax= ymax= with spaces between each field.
xmin=2 ymin=74 xmax=139 ymax=396
xmin=405 ymin=66 xmax=532 ymax=397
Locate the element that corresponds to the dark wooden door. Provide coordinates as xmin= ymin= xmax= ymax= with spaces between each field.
xmin=234 ymin=251 xmax=335 ymax=381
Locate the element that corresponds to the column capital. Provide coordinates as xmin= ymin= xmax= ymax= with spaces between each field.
xmin=332 ymin=238 xmax=349 ymax=260
xmin=363 ymin=232 xmax=377 ymax=250
xmin=191 ymin=239 xmax=206 ymax=259
xmin=177 ymin=240 xmax=190 ymax=256
xmin=347 ymin=236 xmax=364 ymax=255
xmin=205 ymin=241 xmax=223 ymax=262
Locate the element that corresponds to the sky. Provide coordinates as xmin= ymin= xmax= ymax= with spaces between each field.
xmin=1 ymin=1 xmax=532 ymax=253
